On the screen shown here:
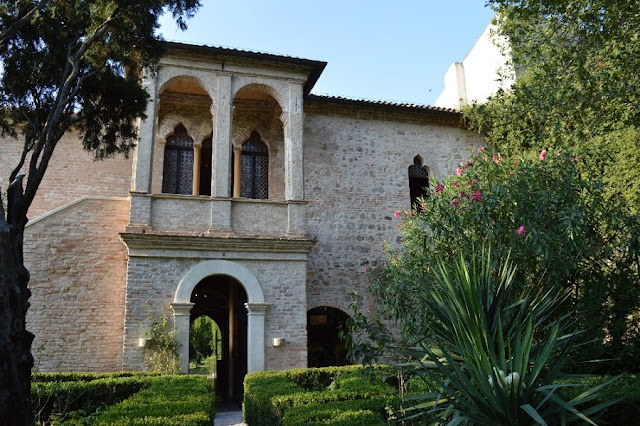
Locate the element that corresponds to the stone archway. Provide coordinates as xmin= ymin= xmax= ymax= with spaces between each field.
xmin=171 ymin=260 xmax=268 ymax=374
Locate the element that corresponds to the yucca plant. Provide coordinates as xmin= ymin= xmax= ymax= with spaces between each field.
xmin=397 ymin=248 xmax=621 ymax=425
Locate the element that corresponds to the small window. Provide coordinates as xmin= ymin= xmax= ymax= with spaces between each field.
xmin=162 ymin=124 xmax=193 ymax=195
xmin=408 ymin=156 xmax=429 ymax=208
xmin=240 ymin=131 xmax=269 ymax=199
xmin=199 ymin=136 xmax=212 ymax=196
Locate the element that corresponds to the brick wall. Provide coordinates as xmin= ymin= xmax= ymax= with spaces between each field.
xmin=0 ymin=132 xmax=132 ymax=219
xmin=24 ymin=197 xmax=129 ymax=371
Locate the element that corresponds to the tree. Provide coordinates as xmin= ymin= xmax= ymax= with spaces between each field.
xmin=466 ymin=0 xmax=640 ymax=207
xmin=0 ymin=1 xmax=200 ymax=423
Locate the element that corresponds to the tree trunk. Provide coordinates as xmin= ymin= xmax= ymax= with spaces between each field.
xmin=0 ymin=179 xmax=35 ymax=425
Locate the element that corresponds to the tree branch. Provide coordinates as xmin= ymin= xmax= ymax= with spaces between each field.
xmin=0 ymin=0 xmax=48 ymax=54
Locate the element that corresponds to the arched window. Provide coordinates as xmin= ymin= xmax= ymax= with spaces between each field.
xmin=162 ymin=124 xmax=193 ymax=195
xmin=240 ymin=131 xmax=269 ymax=199
xmin=408 ymin=155 xmax=429 ymax=207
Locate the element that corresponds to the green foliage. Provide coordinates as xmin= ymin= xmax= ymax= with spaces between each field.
xmin=465 ymin=0 xmax=640 ymax=206
xmin=189 ymin=315 xmax=222 ymax=364
xmin=243 ymin=366 xmax=397 ymax=426
xmin=31 ymin=375 xmax=152 ymax=424
xmin=558 ymin=375 xmax=640 ymax=424
xmin=282 ymin=399 xmax=388 ymax=425
xmin=32 ymin=371 xmax=158 ymax=383
xmin=361 ymin=148 xmax=640 ymax=373
xmin=91 ymin=375 xmax=215 ymax=426
xmin=144 ymin=307 xmax=180 ymax=374
xmin=394 ymin=250 xmax=621 ymax=425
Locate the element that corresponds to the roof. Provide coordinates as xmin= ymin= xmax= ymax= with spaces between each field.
xmin=164 ymin=42 xmax=327 ymax=95
xmin=306 ymin=94 xmax=460 ymax=117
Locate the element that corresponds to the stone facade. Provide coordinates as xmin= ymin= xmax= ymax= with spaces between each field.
xmin=3 ymin=42 xmax=483 ymax=377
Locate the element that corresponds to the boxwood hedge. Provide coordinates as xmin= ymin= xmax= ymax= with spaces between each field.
xmin=243 ymin=365 xmax=398 ymax=425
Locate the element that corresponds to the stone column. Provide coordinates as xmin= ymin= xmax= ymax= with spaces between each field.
xmin=283 ymin=80 xmax=305 ymax=201
xmin=192 ymin=144 xmax=201 ymax=195
xmin=170 ymin=302 xmax=195 ymax=374
xmin=245 ymin=302 xmax=269 ymax=372
xmin=233 ymin=146 xmax=242 ymax=197
xmin=132 ymin=72 xmax=159 ymax=194
xmin=212 ymin=73 xmax=233 ymax=197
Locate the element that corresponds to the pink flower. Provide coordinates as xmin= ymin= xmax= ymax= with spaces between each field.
xmin=456 ymin=167 xmax=463 ymax=177
xmin=450 ymin=200 xmax=460 ymax=206
xmin=458 ymin=192 xmax=467 ymax=198
xmin=366 ymin=306 xmax=372 ymax=313
xmin=404 ymin=210 xmax=411 ymax=216
xmin=394 ymin=210 xmax=401 ymax=218
xmin=570 ymin=156 xmax=578 ymax=163
xmin=517 ymin=225 xmax=526 ymax=235
xmin=363 ymin=266 xmax=370 ymax=273
xmin=478 ymin=146 xmax=485 ymax=153
xmin=435 ymin=184 xmax=444 ymax=194
xmin=539 ymin=149 xmax=547 ymax=161
xmin=471 ymin=191 xmax=482 ymax=202
xmin=453 ymin=181 xmax=460 ymax=188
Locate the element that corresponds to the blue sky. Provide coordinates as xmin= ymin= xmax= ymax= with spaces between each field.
xmin=158 ymin=1 xmax=495 ymax=106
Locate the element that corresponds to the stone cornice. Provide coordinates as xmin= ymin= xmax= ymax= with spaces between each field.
xmin=120 ymin=232 xmax=315 ymax=254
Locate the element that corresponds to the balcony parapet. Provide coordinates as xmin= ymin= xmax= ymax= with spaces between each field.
xmin=127 ymin=191 xmax=308 ymax=238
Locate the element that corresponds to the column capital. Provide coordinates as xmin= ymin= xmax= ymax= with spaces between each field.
xmin=170 ymin=302 xmax=195 ymax=317
xmin=245 ymin=302 xmax=269 ymax=315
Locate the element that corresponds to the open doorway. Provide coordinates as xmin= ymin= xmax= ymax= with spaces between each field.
xmin=190 ymin=276 xmax=247 ymax=402
xmin=307 ymin=306 xmax=351 ymax=368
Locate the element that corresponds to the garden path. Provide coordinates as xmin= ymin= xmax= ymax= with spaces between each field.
xmin=214 ymin=402 xmax=245 ymax=426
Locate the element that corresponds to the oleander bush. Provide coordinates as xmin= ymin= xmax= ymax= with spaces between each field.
xmin=243 ymin=365 xmax=398 ymax=426
xmin=355 ymin=147 xmax=640 ymax=374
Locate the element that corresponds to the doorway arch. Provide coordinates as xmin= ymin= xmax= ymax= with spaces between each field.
xmin=307 ymin=306 xmax=351 ymax=367
xmin=171 ymin=260 xmax=268 ymax=375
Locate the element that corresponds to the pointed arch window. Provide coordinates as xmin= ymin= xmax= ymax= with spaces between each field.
xmin=240 ymin=131 xmax=269 ymax=199
xmin=162 ymin=124 xmax=194 ymax=195
xmin=408 ymin=156 xmax=429 ymax=207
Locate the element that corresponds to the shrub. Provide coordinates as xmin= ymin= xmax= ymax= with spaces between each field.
xmin=91 ymin=375 xmax=215 ymax=425
xmin=361 ymin=147 xmax=640 ymax=374
xmin=282 ymin=399 xmax=388 ymax=425
xmin=31 ymin=376 xmax=151 ymax=424
xmin=144 ymin=307 xmax=180 ymax=374
xmin=243 ymin=366 xmax=397 ymax=426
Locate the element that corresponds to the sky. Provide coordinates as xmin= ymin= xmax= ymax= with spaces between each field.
xmin=158 ymin=1 xmax=495 ymax=106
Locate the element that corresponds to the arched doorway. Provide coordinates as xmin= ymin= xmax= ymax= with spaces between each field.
xmin=171 ymin=260 xmax=268 ymax=385
xmin=307 ymin=306 xmax=351 ymax=368
xmin=190 ymin=276 xmax=247 ymax=401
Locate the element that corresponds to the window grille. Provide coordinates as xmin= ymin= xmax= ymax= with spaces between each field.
xmin=162 ymin=124 xmax=194 ymax=194
xmin=240 ymin=132 xmax=269 ymax=199
xmin=408 ymin=156 xmax=429 ymax=207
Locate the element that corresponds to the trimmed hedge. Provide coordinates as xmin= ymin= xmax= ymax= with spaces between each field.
xmin=32 ymin=371 xmax=158 ymax=383
xmin=243 ymin=365 xmax=397 ymax=425
xmin=90 ymin=375 xmax=215 ymax=425
xmin=32 ymin=376 xmax=151 ymax=424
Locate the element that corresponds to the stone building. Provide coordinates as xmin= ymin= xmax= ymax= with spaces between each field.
xmin=1 ymin=42 xmax=482 ymax=399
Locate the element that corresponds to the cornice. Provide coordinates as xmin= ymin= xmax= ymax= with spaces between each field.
xmin=120 ymin=232 xmax=315 ymax=254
